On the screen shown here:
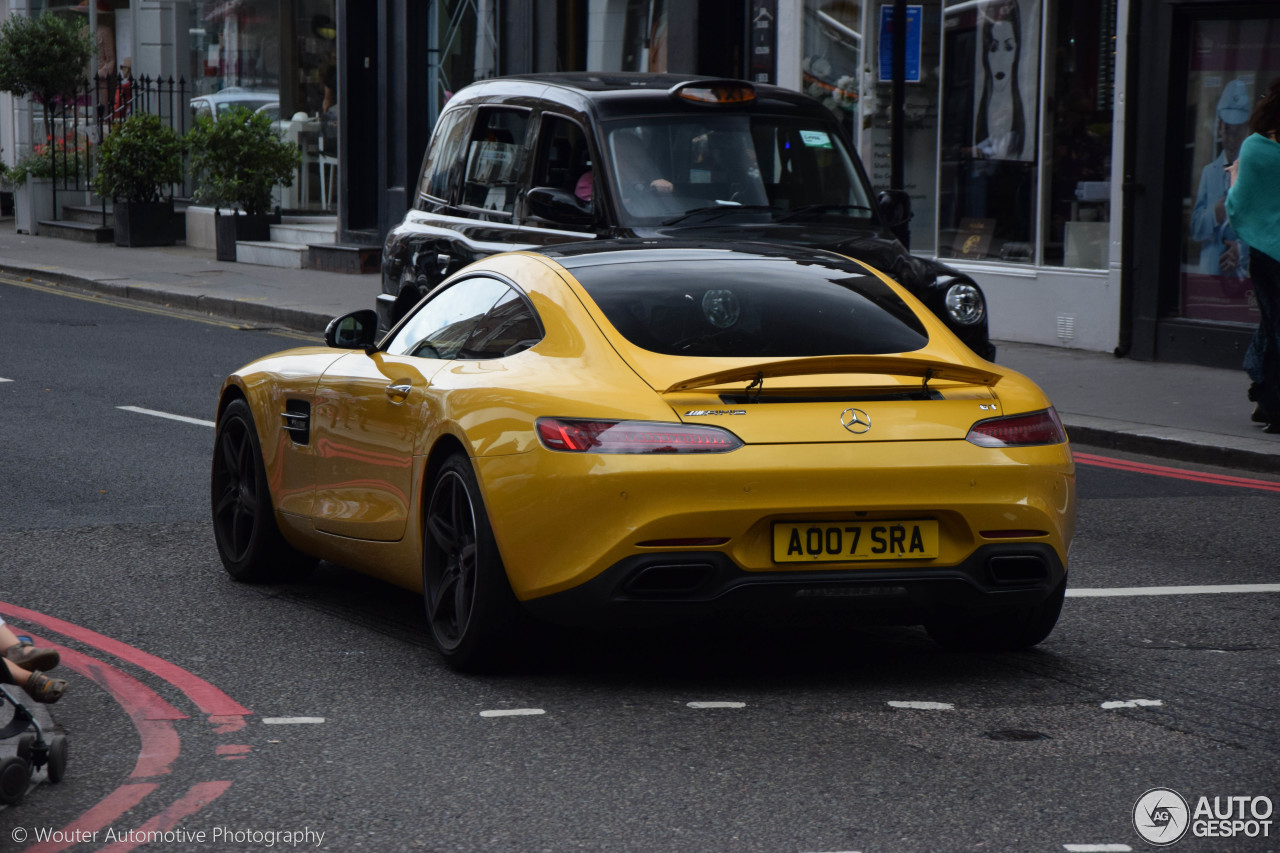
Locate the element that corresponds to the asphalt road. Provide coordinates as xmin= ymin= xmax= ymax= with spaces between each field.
xmin=1 ymin=278 xmax=1277 ymax=853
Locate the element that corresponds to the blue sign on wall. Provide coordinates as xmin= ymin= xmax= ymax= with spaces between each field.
xmin=878 ymin=5 xmax=923 ymax=83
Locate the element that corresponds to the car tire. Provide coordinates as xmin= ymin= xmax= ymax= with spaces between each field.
xmin=211 ymin=398 xmax=316 ymax=583
xmin=422 ymin=452 xmax=520 ymax=672
xmin=925 ymin=577 xmax=1066 ymax=652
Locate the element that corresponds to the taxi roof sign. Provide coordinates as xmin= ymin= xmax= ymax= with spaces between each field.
xmin=669 ymin=80 xmax=756 ymax=105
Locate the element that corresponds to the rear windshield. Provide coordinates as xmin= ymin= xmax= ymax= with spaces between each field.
xmin=571 ymin=257 xmax=929 ymax=357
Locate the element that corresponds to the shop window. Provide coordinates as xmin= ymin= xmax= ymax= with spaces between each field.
xmin=1176 ymin=18 xmax=1280 ymax=325
xmin=1043 ymin=0 xmax=1114 ymax=268
xmin=939 ymin=0 xmax=1042 ymax=264
xmin=433 ymin=0 xmax=499 ymax=106
xmin=802 ymin=0 xmax=861 ymax=138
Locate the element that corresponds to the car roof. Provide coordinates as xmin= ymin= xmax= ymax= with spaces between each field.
xmin=447 ymin=73 xmax=830 ymax=122
xmin=539 ymin=240 xmax=861 ymax=271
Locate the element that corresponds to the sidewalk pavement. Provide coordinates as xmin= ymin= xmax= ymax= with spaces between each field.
xmin=2 ymin=227 xmax=1278 ymax=474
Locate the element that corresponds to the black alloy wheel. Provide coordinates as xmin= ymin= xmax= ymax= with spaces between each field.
xmin=211 ymin=399 xmax=315 ymax=582
xmin=423 ymin=453 xmax=519 ymax=671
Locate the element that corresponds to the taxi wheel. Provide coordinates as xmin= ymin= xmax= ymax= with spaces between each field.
xmin=211 ymin=399 xmax=316 ymax=583
xmin=926 ymin=577 xmax=1066 ymax=652
xmin=423 ymin=453 xmax=519 ymax=672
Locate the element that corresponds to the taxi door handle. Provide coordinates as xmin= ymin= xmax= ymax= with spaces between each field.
xmin=385 ymin=383 xmax=412 ymax=402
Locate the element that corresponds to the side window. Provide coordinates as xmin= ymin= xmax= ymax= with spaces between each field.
xmin=460 ymin=108 xmax=530 ymax=216
xmin=530 ymin=115 xmax=594 ymax=207
xmin=385 ymin=277 xmax=511 ymax=359
xmin=460 ymin=287 xmax=544 ymax=358
xmin=417 ymin=108 xmax=470 ymax=204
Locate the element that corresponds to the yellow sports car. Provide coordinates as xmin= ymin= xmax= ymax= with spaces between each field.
xmin=212 ymin=242 xmax=1075 ymax=670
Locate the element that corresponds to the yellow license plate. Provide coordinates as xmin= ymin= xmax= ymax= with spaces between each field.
xmin=772 ymin=520 xmax=939 ymax=562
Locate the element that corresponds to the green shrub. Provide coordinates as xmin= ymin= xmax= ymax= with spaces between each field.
xmin=186 ymin=106 xmax=299 ymax=215
xmin=91 ymin=113 xmax=184 ymax=203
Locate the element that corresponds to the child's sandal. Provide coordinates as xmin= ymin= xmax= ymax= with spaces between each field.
xmin=23 ymin=671 xmax=67 ymax=704
xmin=4 ymin=641 xmax=60 ymax=672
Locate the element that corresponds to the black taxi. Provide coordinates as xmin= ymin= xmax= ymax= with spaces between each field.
xmin=378 ymin=72 xmax=993 ymax=359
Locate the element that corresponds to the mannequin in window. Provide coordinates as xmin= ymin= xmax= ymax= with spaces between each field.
xmin=1192 ymin=79 xmax=1252 ymax=278
xmin=971 ymin=0 xmax=1025 ymax=161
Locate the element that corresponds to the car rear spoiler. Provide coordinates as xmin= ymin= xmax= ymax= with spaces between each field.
xmin=663 ymin=355 xmax=1002 ymax=394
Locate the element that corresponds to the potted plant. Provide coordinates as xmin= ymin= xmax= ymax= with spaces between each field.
xmin=0 ymin=12 xmax=94 ymax=232
xmin=5 ymin=143 xmax=89 ymax=234
xmin=186 ymin=105 xmax=299 ymax=261
xmin=91 ymin=112 xmax=185 ymax=246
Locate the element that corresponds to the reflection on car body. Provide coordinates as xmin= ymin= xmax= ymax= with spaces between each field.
xmin=380 ymin=72 xmax=994 ymax=360
xmin=215 ymin=242 xmax=1071 ymax=672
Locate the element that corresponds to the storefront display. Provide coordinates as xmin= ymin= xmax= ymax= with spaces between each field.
xmin=1178 ymin=18 xmax=1280 ymax=326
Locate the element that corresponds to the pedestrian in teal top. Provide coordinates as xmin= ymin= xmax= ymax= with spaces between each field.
xmin=1226 ymin=76 xmax=1280 ymax=433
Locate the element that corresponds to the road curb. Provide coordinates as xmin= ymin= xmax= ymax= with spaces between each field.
xmin=0 ymin=262 xmax=331 ymax=334
xmin=1063 ymin=416 xmax=1280 ymax=474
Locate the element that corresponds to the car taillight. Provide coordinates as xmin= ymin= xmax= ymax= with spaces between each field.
xmin=966 ymin=408 xmax=1067 ymax=447
xmin=536 ymin=418 xmax=743 ymax=454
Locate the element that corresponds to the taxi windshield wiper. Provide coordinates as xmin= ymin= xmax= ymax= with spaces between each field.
xmin=661 ymin=204 xmax=782 ymax=226
xmin=778 ymin=203 xmax=875 ymax=222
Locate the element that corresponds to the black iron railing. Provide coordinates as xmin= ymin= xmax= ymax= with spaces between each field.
xmin=33 ymin=74 xmax=193 ymax=225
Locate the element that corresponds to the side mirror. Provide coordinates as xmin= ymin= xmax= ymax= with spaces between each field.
xmin=526 ymin=187 xmax=594 ymax=227
xmin=877 ymin=189 xmax=913 ymax=228
xmin=325 ymin=309 xmax=380 ymax=351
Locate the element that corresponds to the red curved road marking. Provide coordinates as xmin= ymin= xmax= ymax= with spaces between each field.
xmin=1074 ymin=451 xmax=1280 ymax=492
xmin=0 ymin=602 xmax=250 ymax=720
xmin=21 ymin=784 xmax=156 ymax=853
xmin=41 ymin=639 xmax=184 ymax=780
xmin=95 ymin=781 xmax=233 ymax=853
xmin=0 ymin=604 xmax=249 ymax=853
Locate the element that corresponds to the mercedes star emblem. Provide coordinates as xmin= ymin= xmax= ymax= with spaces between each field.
xmin=840 ymin=407 xmax=871 ymax=434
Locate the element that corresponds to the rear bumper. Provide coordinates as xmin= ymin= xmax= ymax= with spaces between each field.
xmin=521 ymin=542 xmax=1065 ymax=627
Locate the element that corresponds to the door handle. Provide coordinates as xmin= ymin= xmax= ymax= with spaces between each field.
xmin=385 ymin=383 xmax=412 ymax=402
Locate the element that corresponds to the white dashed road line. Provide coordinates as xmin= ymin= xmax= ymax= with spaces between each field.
xmin=686 ymin=701 xmax=747 ymax=709
xmin=1101 ymin=699 xmax=1163 ymax=710
xmin=118 ymin=405 xmax=216 ymax=428
xmin=0 ymin=377 xmax=12 ymax=383
xmin=887 ymin=701 xmax=954 ymax=710
xmin=1063 ymin=845 xmax=1132 ymax=852
xmin=1068 ymin=584 xmax=1280 ymax=597
xmin=262 ymin=717 xmax=326 ymax=724
xmin=479 ymin=708 xmax=546 ymax=718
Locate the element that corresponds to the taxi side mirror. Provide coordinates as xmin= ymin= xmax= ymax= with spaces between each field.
xmin=877 ymin=189 xmax=913 ymax=228
xmin=325 ymin=309 xmax=379 ymax=351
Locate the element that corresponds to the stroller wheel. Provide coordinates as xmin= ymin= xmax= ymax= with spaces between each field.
xmin=46 ymin=735 xmax=68 ymax=783
xmin=0 ymin=756 xmax=29 ymax=805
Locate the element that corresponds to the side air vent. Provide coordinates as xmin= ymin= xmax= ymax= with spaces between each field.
xmin=282 ymin=400 xmax=311 ymax=445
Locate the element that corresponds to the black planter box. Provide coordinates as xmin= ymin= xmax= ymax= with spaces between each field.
xmin=214 ymin=211 xmax=281 ymax=261
xmin=114 ymin=200 xmax=176 ymax=247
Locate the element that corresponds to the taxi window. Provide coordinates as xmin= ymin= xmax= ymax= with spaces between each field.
xmin=571 ymin=258 xmax=928 ymax=357
xmin=385 ymin=277 xmax=511 ymax=360
xmin=460 ymin=108 xmax=530 ymax=216
xmin=418 ymin=108 xmax=470 ymax=203
xmin=530 ymin=114 xmax=593 ymax=208
xmin=600 ymin=114 xmax=874 ymax=226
